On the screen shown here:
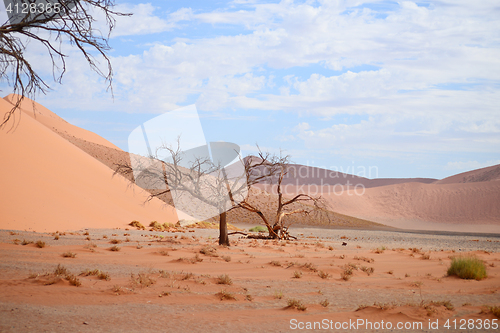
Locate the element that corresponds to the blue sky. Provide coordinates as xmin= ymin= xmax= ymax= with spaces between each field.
xmin=1 ymin=0 xmax=500 ymax=179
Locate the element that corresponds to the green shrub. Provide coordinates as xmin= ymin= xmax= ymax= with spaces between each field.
xmin=249 ymin=226 xmax=267 ymax=233
xmin=447 ymin=256 xmax=487 ymax=280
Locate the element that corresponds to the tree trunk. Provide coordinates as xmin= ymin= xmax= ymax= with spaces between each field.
xmin=219 ymin=211 xmax=230 ymax=246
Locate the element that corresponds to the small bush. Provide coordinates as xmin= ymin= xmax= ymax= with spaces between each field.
xmin=149 ymin=221 xmax=164 ymax=231
xmin=110 ymin=245 xmax=121 ymax=252
xmin=447 ymin=256 xmax=487 ymax=280
xmin=221 ymin=255 xmax=231 ymax=262
xmin=66 ymin=274 xmax=81 ymax=287
xmin=158 ymin=250 xmax=170 ymax=256
xmin=217 ymin=274 xmax=232 ymax=285
xmin=216 ymin=289 xmax=236 ymax=301
xmin=54 ymin=264 xmax=69 ymax=276
xmin=200 ymin=245 xmax=218 ymax=257
xmin=341 ymin=265 xmax=354 ymax=281
xmin=110 ymin=239 xmax=122 ymax=244
xmin=62 ymin=252 xmax=76 ymax=258
xmin=293 ymin=271 xmax=302 ymax=279
xmin=360 ymin=266 xmax=374 ymax=276
xmin=274 ymin=290 xmax=284 ymax=299
xmin=481 ymin=305 xmax=500 ymax=318
xmin=269 ymin=260 xmax=281 ymax=267
xmin=21 ymin=239 xmax=33 ymax=245
xmin=131 ymin=273 xmax=155 ymax=288
xmin=318 ymin=270 xmax=330 ymax=279
xmin=320 ymin=299 xmax=330 ymax=307
xmin=249 ymin=226 xmax=267 ymax=233
xmin=286 ymin=299 xmax=307 ymax=311
xmin=129 ymin=221 xmax=145 ymax=230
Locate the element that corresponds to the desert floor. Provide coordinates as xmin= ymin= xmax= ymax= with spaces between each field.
xmin=0 ymin=224 xmax=499 ymax=333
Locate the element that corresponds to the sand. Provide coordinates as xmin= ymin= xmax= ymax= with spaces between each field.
xmin=1 ymin=96 xmax=499 ymax=332
xmin=0 ymin=97 xmax=183 ymax=232
xmin=0 ymin=226 xmax=498 ymax=333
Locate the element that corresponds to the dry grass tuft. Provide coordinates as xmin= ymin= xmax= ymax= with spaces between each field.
xmin=158 ymin=250 xmax=170 ymax=256
xmin=216 ymin=289 xmax=236 ymax=301
xmin=320 ymin=299 xmax=330 ymax=307
xmin=131 ymin=273 xmax=155 ymax=288
xmin=293 ymin=271 xmax=302 ymax=279
xmin=200 ymin=245 xmax=218 ymax=257
xmin=318 ymin=270 xmax=330 ymax=279
xmin=217 ymin=274 xmax=233 ymax=285
xmin=481 ymin=305 xmax=500 ymax=318
xmin=286 ymin=299 xmax=307 ymax=311
xmin=129 ymin=221 xmax=145 ymax=230
xmin=62 ymin=251 xmax=76 ymax=258
xmin=80 ymin=269 xmax=110 ymax=281
xmin=269 ymin=260 xmax=281 ymax=267
xmin=109 ymin=245 xmax=120 ymax=252
xmin=341 ymin=265 xmax=354 ymax=281
xmin=110 ymin=239 xmax=122 ymax=244
xmin=221 ymin=255 xmax=231 ymax=262
xmin=360 ymin=266 xmax=374 ymax=276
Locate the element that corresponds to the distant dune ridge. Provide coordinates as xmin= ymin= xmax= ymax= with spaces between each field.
xmin=1 ymin=95 xmax=498 ymax=233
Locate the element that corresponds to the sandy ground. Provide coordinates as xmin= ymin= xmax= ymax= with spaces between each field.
xmin=0 ymin=225 xmax=499 ymax=333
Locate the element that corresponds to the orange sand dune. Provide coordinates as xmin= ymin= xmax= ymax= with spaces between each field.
xmin=3 ymin=94 xmax=120 ymax=150
xmin=0 ymin=97 xmax=181 ymax=232
xmin=260 ymin=182 xmax=500 ymax=233
xmin=434 ymin=163 xmax=500 ymax=184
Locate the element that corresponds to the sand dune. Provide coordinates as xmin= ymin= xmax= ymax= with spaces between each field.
xmin=434 ymin=163 xmax=500 ymax=184
xmin=0 ymin=97 xmax=181 ymax=232
xmin=3 ymin=94 xmax=120 ymax=150
xmin=273 ymin=181 xmax=500 ymax=233
xmin=250 ymin=161 xmax=436 ymax=188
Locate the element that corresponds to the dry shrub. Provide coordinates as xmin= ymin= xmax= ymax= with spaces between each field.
xmin=131 ymin=273 xmax=155 ymax=288
xmin=216 ymin=289 xmax=236 ymax=301
xmin=62 ymin=252 xmax=76 ymax=258
xmin=182 ymin=272 xmax=194 ymax=280
xmin=158 ymin=250 xmax=170 ymax=256
xmin=217 ymin=274 xmax=232 ymax=285
xmin=286 ymin=299 xmax=307 ymax=311
xmin=320 ymin=299 xmax=330 ymax=307
xmin=274 ymin=290 xmax=284 ymax=299
xmin=80 ymin=269 xmax=110 ymax=281
xmin=373 ymin=246 xmax=386 ymax=254
xmin=159 ymin=270 xmax=170 ymax=278
xmin=200 ymin=245 xmax=218 ymax=257
xmin=177 ymin=254 xmax=203 ymax=264
xmin=293 ymin=271 xmax=302 ymax=279
xmin=360 ymin=266 xmax=374 ymax=276
xmin=269 ymin=260 xmax=281 ymax=267
xmin=21 ymin=239 xmax=33 ymax=245
xmin=341 ymin=265 xmax=354 ymax=281
xmin=300 ymin=262 xmax=318 ymax=272
xmin=447 ymin=255 xmax=487 ymax=280
xmin=149 ymin=221 xmax=164 ymax=231
xmin=421 ymin=253 xmax=431 ymax=260
xmin=129 ymin=221 xmax=145 ymax=230
xmin=221 ymin=255 xmax=231 ymax=262
xmin=110 ymin=245 xmax=120 ymax=252
xmin=110 ymin=239 xmax=122 ymax=244
xmin=354 ymin=256 xmax=374 ymax=263
xmin=35 ymin=240 xmax=46 ymax=248
xmin=481 ymin=305 xmax=500 ymax=318
xmin=12 ymin=239 xmax=21 ymax=245
xmin=318 ymin=270 xmax=330 ymax=279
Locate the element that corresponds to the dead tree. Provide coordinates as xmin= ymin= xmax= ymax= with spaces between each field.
xmin=0 ymin=0 xmax=130 ymax=127
xmin=116 ymin=139 xmax=270 ymax=246
xmin=232 ymin=150 xmax=325 ymax=240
